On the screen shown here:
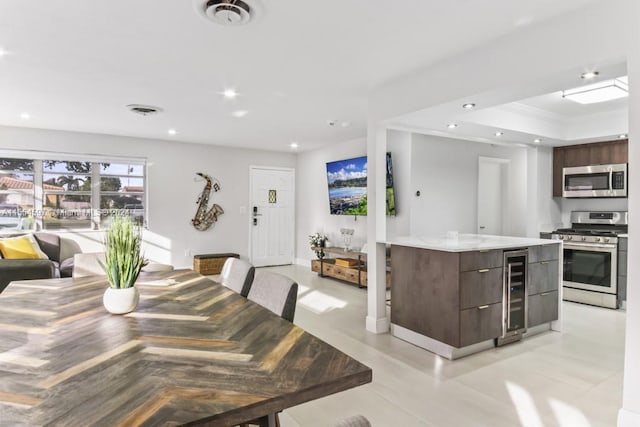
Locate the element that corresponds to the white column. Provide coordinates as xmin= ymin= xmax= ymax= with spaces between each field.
xmin=619 ymin=1 xmax=640 ymax=424
xmin=365 ymin=122 xmax=389 ymax=334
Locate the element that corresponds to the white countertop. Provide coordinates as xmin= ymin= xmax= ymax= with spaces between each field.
xmin=387 ymin=234 xmax=560 ymax=252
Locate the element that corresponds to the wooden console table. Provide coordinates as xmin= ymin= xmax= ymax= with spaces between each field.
xmin=311 ymin=246 xmax=390 ymax=288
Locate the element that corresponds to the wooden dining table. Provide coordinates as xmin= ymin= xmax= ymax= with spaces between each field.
xmin=0 ymin=269 xmax=372 ymax=426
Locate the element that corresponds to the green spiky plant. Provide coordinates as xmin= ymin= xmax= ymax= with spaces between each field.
xmin=102 ymin=215 xmax=146 ymax=289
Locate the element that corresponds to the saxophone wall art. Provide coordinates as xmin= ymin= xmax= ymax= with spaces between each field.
xmin=191 ymin=172 xmax=224 ymax=231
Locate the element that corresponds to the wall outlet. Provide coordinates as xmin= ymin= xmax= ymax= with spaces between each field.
xmin=184 ymin=249 xmax=191 ymax=257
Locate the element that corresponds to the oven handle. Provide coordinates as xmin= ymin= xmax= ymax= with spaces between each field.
xmin=563 ymin=243 xmax=617 ymax=251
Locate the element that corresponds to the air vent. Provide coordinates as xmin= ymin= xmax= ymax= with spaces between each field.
xmin=126 ymin=104 xmax=163 ymax=116
xmin=203 ymin=0 xmax=253 ymax=25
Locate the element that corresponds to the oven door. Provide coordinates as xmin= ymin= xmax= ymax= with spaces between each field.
xmin=563 ymin=242 xmax=617 ymax=294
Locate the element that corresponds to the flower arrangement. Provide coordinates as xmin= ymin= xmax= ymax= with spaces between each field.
xmin=308 ymin=232 xmax=328 ymax=259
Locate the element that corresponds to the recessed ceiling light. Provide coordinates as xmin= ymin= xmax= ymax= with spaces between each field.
xmin=168 ymin=129 xmax=177 ymax=136
xmin=494 ymin=131 xmax=504 ymax=137
xmin=534 ymin=138 xmax=542 ymax=144
xmin=619 ymin=134 xmax=628 ymax=139
xmin=462 ymin=103 xmax=476 ymax=109
xmin=447 ymin=123 xmax=457 ymax=129
xmin=20 ymin=112 xmax=30 ymax=120
xmin=581 ymin=71 xmax=599 ymax=80
xmin=290 ymin=142 xmax=299 ymax=149
xmin=232 ymin=110 xmax=248 ymax=118
xmin=222 ymin=88 xmax=238 ymax=99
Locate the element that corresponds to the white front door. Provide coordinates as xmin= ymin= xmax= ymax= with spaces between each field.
xmin=477 ymin=157 xmax=509 ymax=235
xmin=249 ymin=166 xmax=295 ymax=267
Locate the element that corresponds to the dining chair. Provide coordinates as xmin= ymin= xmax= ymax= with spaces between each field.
xmin=247 ymin=270 xmax=298 ymax=322
xmin=220 ymin=257 xmax=255 ymax=297
xmin=72 ymin=252 xmax=106 ymax=278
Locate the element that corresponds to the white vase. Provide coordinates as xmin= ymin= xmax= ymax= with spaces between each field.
xmin=103 ymin=286 xmax=140 ymax=314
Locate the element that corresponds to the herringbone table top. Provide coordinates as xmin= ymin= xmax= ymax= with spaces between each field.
xmin=0 ymin=269 xmax=372 ymax=426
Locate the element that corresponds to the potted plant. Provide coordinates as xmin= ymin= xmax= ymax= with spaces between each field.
xmin=101 ymin=215 xmax=146 ymax=314
xmin=308 ymin=232 xmax=328 ymax=259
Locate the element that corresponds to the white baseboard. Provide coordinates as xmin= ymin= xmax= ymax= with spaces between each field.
xmin=618 ymin=408 xmax=640 ymax=426
xmin=366 ymin=316 xmax=389 ymax=334
xmin=294 ymin=257 xmax=310 ymax=266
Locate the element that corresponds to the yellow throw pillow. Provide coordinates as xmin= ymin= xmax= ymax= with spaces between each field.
xmin=0 ymin=235 xmax=49 ymax=260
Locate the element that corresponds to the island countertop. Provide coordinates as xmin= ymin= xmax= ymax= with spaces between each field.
xmin=387 ymin=234 xmax=559 ymax=252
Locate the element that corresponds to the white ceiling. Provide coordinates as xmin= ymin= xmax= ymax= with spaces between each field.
xmin=391 ymin=62 xmax=629 ymax=148
xmin=0 ymin=0 xmax=604 ymax=152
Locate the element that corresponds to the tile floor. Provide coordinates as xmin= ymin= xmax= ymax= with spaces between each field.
xmin=251 ymin=264 xmax=626 ymax=427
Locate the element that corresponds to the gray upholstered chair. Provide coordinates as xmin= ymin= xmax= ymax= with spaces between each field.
xmin=247 ymin=270 xmax=298 ymax=322
xmin=72 ymin=252 xmax=107 ymax=278
xmin=220 ymin=258 xmax=255 ymax=297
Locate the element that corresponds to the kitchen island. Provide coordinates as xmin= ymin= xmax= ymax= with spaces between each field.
xmin=388 ymin=234 xmax=561 ymax=359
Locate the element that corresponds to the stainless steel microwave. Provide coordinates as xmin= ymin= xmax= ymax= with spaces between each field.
xmin=563 ymin=163 xmax=627 ymax=198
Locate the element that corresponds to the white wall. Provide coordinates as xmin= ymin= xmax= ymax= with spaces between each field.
xmin=0 ymin=126 xmax=295 ymax=268
xmin=295 ymin=138 xmax=367 ymax=264
xmin=409 ymin=134 xmax=528 ymax=237
xmin=294 ymin=131 xmax=412 ymax=264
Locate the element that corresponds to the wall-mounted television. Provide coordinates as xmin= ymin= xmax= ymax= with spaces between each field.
xmin=326 ymin=153 xmax=396 ymax=216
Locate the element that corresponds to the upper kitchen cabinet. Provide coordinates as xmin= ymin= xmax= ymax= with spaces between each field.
xmin=552 ymin=139 xmax=629 ymax=197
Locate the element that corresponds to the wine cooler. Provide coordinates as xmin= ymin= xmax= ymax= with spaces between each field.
xmin=497 ymin=249 xmax=528 ymax=346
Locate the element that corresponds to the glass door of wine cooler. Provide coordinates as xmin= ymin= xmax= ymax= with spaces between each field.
xmin=503 ymin=250 xmax=528 ymax=339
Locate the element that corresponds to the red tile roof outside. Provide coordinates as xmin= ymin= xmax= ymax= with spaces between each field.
xmin=0 ymin=176 xmax=63 ymax=191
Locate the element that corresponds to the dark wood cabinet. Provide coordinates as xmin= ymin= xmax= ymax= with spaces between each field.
xmin=460 ymin=303 xmax=503 ymax=347
xmin=391 ymin=246 xmax=505 ymax=348
xmin=564 ymin=145 xmax=591 ymax=167
xmin=528 ymin=291 xmax=559 ymax=327
xmin=552 ymin=139 xmax=629 ymax=197
xmin=618 ymin=236 xmax=628 ymax=305
xmin=527 ymin=244 xmax=560 ymax=327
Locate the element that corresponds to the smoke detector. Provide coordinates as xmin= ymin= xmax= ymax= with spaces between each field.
xmin=126 ymin=104 xmax=163 ymax=116
xmin=204 ymin=0 xmax=252 ymax=25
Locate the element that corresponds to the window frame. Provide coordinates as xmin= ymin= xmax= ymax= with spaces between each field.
xmin=0 ymin=150 xmax=147 ymax=232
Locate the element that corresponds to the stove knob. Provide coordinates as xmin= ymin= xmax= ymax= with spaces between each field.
xmin=582 ymin=236 xmax=587 ymax=241
xmin=567 ymin=236 xmax=573 ymax=241
xmin=595 ymin=237 xmax=601 ymax=242
xmin=604 ymin=237 xmax=610 ymax=243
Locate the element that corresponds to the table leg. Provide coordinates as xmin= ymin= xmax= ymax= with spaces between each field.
xmin=320 ymin=255 xmax=324 ymax=277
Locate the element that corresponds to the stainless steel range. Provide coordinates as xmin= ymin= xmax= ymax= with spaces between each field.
xmin=552 ymin=211 xmax=628 ymax=309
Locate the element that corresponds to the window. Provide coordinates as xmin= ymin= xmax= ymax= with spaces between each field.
xmin=0 ymin=158 xmax=35 ymax=231
xmin=42 ymin=161 xmax=92 ymax=230
xmin=0 ymin=154 xmax=146 ymax=232
xmin=100 ymin=163 xmax=145 ymax=226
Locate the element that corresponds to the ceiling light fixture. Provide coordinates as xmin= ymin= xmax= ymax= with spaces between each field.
xmin=562 ymin=77 xmax=628 ymax=104
xmin=581 ymin=71 xmax=599 ymax=80
xmin=232 ymin=110 xmax=248 ymax=118
xmin=168 ymin=129 xmax=177 ymax=136
xmin=20 ymin=112 xmax=30 ymax=120
xmin=534 ymin=138 xmax=542 ymax=144
xmin=204 ymin=0 xmax=253 ymax=25
xmin=290 ymin=142 xmax=299 ymax=149
xmin=222 ymin=88 xmax=238 ymax=99
xmin=127 ymin=104 xmax=163 ymax=116
xmin=619 ymin=134 xmax=628 ymax=139
xmin=494 ymin=131 xmax=504 ymax=137
xmin=462 ymin=103 xmax=476 ymax=109
xmin=447 ymin=123 xmax=457 ymax=129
